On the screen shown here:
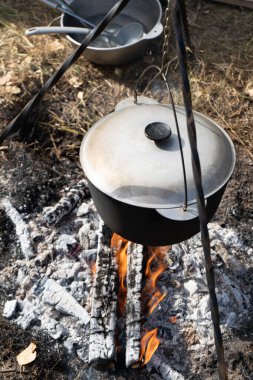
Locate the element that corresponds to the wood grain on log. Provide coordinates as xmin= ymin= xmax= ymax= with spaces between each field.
xmin=42 ymin=179 xmax=90 ymax=225
xmin=88 ymin=221 xmax=118 ymax=367
xmin=125 ymin=243 xmax=144 ymax=368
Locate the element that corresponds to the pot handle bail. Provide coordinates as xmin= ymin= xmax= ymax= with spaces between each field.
xmin=156 ymin=204 xmax=199 ymax=221
xmin=133 ymin=65 xmax=189 ymax=211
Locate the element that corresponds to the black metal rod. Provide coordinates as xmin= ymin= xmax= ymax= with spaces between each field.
xmin=0 ymin=0 xmax=131 ymax=145
xmin=171 ymin=1 xmax=227 ymax=379
xmin=179 ymin=0 xmax=193 ymax=51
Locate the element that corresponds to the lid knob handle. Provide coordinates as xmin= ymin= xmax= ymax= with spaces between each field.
xmin=145 ymin=122 xmax=172 ymax=142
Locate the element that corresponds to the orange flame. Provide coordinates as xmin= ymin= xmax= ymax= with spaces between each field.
xmin=111 ymin=233 xmax=129 ymax=314
xmin=90 ymin=262 xmax=96 ymax=275
xmin=142 ymin=246 xmax=168 ymax=316
xmin=139 ymin=328 xmax=160 ymax=366
xmin=138 ymin=247 xmax=169 ymax=366
xmin=147 ymin=290 xmax=167 ymax=315
xmin=110 ymin=236 xmax=169 ymax=365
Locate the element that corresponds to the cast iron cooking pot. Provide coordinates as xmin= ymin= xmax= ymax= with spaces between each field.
xmin=80 ymin=97 xmax=236 ymax=246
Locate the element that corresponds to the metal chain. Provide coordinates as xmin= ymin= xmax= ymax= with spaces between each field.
xmin=133 ymin=67 xmax=188 ymax=211
xmin=159 ymin=0 xmax=188 ymax=209
xmin=160 ymin=1 xmax=171 ymax=77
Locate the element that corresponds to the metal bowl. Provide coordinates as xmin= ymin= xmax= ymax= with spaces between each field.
xmin=60 ymin=0 xmax=163 ymax=65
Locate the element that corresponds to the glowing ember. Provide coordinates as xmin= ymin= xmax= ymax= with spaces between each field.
xmin=139 ymin=328 xmax=160 ymax=366
xmin=169 ymin=315 xmax=177 ymax=324
xmin=111 ymin=233 xmax=129 ymax=314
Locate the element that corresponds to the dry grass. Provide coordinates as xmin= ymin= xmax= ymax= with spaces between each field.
xmin=186 ymin=2 xmax=253 ymax=157
xmin=0 ymin=0 xmax=252 ymax=160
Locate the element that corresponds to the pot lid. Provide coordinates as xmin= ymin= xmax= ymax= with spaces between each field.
xmin=80 ymin=101 xmax=235 ymax=209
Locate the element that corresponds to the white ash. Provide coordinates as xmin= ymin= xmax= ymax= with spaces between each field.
xmin=1 ymin=196 xmax=100 ymax=364
xmin=40 ymin=314 xmax=69 ymax=340
xmin=149 ymin=351 xmax=186 ymax=380
xmin=54 ymin=234 xmax=79 ymax=255
xmin=160 ymin=223 xmax=251 ymax=353
xmin=141 ymin=223 xmax=252 ymax=377
xmin=3 ymin=299 xmax=18 ymax=318
xmin=16 ymin=298 xmax=39 ymax=329
xmin=1 ymin=189 xmax=252 ymax=378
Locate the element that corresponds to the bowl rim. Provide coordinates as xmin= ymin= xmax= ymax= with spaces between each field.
xmin=60 ymin=0 xmax=163 ymax=51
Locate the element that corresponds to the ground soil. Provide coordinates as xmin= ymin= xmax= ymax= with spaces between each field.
xmin=0 ymin=1 xmax=252 ymax=379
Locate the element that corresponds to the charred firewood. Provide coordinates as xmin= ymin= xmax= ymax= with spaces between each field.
xmin=42 ymin=278 xmax=90 ymax=325
xmin=88 ymin=221 xmax=118 ymax=367
xmin=0 ymin=198 xmax=34 ymax=259
xmin=125 ymin=243 xmax=144 ymax=368
xmin=149 ymin=351 xmax=185 ymax=380
xmin=42 ymin=179 xmax=90 ymax=225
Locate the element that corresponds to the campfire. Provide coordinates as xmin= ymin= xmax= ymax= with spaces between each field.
xmin=88 ymin=228 xmax=170 ymax=369
xmin=1 ymin=179 xmax=251 ymax=379
xmin=110 ymin=234 xmax=169 ymax=368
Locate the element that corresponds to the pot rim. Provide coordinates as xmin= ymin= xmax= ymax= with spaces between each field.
xmin=80 ymin=104 xmax=236 ymax=210
xmin=60 ymin=0 xmax=163 ymax=51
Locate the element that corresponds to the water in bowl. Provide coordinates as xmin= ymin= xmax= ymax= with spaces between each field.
xmin=69 ymin=13 xmax=145 ymax=48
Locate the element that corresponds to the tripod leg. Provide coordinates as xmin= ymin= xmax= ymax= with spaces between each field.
xmin=179 ymin=0 xmax=193 ymax=52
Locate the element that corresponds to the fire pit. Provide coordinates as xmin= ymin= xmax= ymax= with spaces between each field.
xmin=0 ymin=1 xmax=253 ymax=379
xmin=1 ymin=177 xmax=252 ymax=379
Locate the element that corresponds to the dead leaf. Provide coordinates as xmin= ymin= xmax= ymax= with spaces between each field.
xmin=16 ymin=342 xmax=37 ymax=366
xmin=5 ymin=85 xmax=21 ymax=94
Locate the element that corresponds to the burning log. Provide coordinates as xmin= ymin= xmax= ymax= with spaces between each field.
xmin=88 ymin=221 xmax=118 ymax=367
xmin=42 ymin=179 xmax=90 ymax=225
xmin=125 ymin=243 xmax=144 ymax=368
xmin=0 ymin=198 xmax=34 ymax=259
xmin=149 ymin=351 xmax=185 ymax=380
